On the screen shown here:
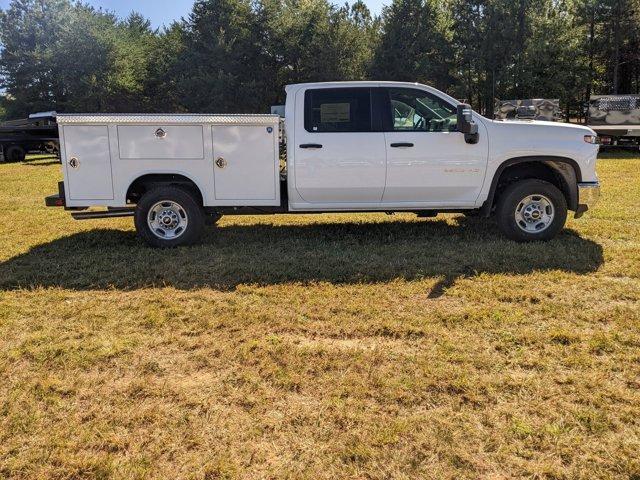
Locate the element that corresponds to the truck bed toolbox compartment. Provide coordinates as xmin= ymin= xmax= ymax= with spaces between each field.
xmin=61 ymin=125 xmax=114 ymax=200
xmin=55 ymin=114 xmax=281 ymax=208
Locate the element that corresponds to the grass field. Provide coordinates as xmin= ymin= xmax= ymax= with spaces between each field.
xmin=0 ymin=153 xmax=639 ymax=479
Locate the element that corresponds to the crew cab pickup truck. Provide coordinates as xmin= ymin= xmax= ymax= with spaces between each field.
xmin=46 ymin=81 xmax=601 ymax=247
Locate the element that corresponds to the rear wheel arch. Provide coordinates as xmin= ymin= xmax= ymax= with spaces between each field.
xmin=482 ymin=156 xmax=581 ymax=215
xmin=126 ymin=173 xmax=205 ymax=206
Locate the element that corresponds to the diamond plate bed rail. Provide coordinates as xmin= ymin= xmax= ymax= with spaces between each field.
xmin=56 ymin=114 xmax=280 ymax=125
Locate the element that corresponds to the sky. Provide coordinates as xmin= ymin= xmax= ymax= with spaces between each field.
xmin=0 ymin=0 xmax=388 ymax=29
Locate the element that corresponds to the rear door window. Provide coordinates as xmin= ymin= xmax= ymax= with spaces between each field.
xmin=304 ymin=88 xmax=372 ymax=133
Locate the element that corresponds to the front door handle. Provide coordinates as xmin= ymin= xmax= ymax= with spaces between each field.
xmin=300 ymin=143 xmax=323 ymax=149
xmin=390 ymin=142 xmax=414 ymax=148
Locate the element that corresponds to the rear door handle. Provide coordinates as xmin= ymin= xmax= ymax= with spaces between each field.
xmin=390 ymin=142 xmax=414 ymax=148
xmin=300 ymin=143 xmax=323 ymax=149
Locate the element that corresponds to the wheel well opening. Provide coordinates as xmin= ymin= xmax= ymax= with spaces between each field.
xmin=126 ymin=174 xmax=204 ymax=205
xmin=493 ymin=161 xmax=575 ymax=211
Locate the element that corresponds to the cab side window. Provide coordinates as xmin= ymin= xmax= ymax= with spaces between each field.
xmin=304 ymin=88 xmax=372 ymax=133
xmin=387 ymin=88 xmax=458 ymax=132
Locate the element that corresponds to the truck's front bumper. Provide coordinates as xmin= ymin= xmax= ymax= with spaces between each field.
xmin=574 ymin=182 xmax=601 ymax=218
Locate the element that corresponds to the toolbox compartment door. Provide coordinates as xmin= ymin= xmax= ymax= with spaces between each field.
xmin=62 ymin=125 xmax=113 ymax=200
xmin=117 ymin=125 xmax=204 ymax=159
xmin=212 ymin=125 xmax=279 ymax=203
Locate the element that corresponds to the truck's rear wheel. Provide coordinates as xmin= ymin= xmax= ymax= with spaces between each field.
xmin=134 ymin=186 xmax=205 ymax=248
xmin=496 ymin=179 xmax=567 ymax=242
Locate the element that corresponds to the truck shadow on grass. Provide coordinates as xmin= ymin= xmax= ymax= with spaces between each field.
xmin=0 ymin=217 xmax=604 ymax=295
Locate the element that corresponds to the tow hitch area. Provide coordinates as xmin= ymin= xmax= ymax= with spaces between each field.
xmin=45 ymin=181 xmax=66 ymax=207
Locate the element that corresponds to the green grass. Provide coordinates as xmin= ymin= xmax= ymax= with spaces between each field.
xmin=0 ymin=154 xmax=639 ymax=479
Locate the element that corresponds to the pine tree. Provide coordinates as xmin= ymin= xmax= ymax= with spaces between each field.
xmin=175 ymin=0 xmax=271 ymax=113
xmin=104 ymin=12 xmax=157 ymax=112
xmin=372 ymin=0 xmax=451 ymax=90
xmin=519 ymin=0 xmax=589 ymax=119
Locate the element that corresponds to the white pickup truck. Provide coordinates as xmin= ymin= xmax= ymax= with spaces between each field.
xmin=46 ymin=81 xmax=601 ymax=247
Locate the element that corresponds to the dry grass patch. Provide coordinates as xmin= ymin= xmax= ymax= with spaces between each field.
xmin=0 ymin=154 xmax=639 ymax=479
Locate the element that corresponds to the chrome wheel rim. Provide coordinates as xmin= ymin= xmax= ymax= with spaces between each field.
xmin=147 ymin=200 xmax=188 ymax=240
xmin=514 ymin=194 xmax=555 ymax=233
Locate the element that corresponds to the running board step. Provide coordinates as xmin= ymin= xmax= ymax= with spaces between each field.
xmin=71 ymin=208 xmax=135 ymax=220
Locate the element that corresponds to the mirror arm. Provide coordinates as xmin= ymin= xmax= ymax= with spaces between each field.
xmin=464 ymin=130 xmax=479 ymax=144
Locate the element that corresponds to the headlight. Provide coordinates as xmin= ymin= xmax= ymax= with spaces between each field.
xmin=584 ymin=134 xmax=599 ymax=144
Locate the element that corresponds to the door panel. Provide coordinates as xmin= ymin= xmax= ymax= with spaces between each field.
xmin=294 ymin=133 xmax=386 ymax=202
xmin=381 ymin=87 xmax=487 ymax=205
xmin=63 ymin=125 xmax=113 ymax=200
xmin=212 ymin=125 xmax=277 ymax=201
xmin=294 ymin=87 xmax=386 ymax=203
xmin=383 ymin=131 xmax=487 ymax=203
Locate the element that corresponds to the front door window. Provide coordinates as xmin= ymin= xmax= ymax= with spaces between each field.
xmin=388 ymin=88 xmax=458 ymax=132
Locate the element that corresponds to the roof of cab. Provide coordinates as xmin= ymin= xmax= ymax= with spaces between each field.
xmin=284 ymin=81 xmax=461 ymax=106
xmin=286 ymin=81 xmax=420 ymax=91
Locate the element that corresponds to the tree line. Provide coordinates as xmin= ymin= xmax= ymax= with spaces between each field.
xmin=1 ymin=0 xmax=639 ymax=120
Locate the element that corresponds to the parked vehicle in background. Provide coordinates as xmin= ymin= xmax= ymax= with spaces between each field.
xmin=495 ymin=99 xmax=561 ymax=122
xmin=45 ymin=81 xmax=601 ymax=247
xmin=0 ymin=112 xmax=59 ymax=162
xmin=587 ymin=95 xmax=640 ymax=149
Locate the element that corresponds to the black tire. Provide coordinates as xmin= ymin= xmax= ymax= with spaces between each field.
xmin=496 ymin=179 xmax=567 ymax=242
xmin=4 ymin=145 xmax=26 ymax=163
xmin=134 ymin=186 xmax=205 ymax=248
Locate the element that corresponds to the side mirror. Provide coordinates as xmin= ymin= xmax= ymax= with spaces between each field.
xmin=457 ymin=104 xmax=479 ymax=144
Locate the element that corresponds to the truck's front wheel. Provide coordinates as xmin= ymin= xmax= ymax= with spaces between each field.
xmin=496 ymin=179 xmax=567 ymax=242
xmin=134 ymin=186 xmax=205 ymax=248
